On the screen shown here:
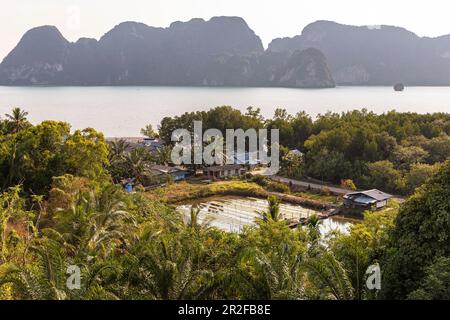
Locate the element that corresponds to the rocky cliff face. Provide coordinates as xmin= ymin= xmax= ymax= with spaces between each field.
xmin=269 ymin=20 xmax=450 ymax=86
xmin=274 ymin=48 xmax=335 ymax=88
xmin=0 ymin=17 xmax=335 ymax=88
xmin=0 ymin=26 xmax=69 ymax=84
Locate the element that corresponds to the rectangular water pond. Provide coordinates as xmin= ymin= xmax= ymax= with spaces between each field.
xmin=176 ymin=197 xmax=353 ymax=235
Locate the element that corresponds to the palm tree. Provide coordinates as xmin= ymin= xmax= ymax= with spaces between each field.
xmin=0 ymin=238 xmax=68 ymax=300
xmin=254 ymin=249 xmax=305 ymax=299
xmin=0 ymin=238 xmax=120 ymax=300
xmin=259 ymin=196 xmax=281 ymax=222
xmin=5 ymin=108 xmax=29 ymax=133
xmin=53 ymin=185 xmax=136 ymax=259
xmin=108 ymin=140 xmax=132 ymax=183
xmin=84 ymin=189 xmax=136 ymax=255
xmin=155 ymin=146 xmax=172 ymax=166
xmin=303 ymin=251 xmax=354 ymax=300
xmin=127 ymin=237 xmax=213 ymax=299
xmin=108 ymin=139 xmax=129 ymax=162
xmin=185 ymin=206 xmax=214 ymax=232
xmin=307 ymin=214 xmax=323 ymax=244
xmin=140 ymin=124 xmax=158 ymax=139
xmin=0 ymin=186 xmax=26 ymax=264
xmin=109 ymin=144 xmax=154 ymax=185
xmin=124 ymin=149 xmax=147 ymax=184
xmin=229 ymin=245 xmax=306 ymax=300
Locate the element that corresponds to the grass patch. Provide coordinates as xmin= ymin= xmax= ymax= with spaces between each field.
xmin=147 ymin=180 xmax=267 ymax=204
xmin=292 ymin=191 xmax=342 ymax=204
xmin=147 ymin=179 xmax=339 ymax=211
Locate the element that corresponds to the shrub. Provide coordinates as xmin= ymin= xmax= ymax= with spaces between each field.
xmin=320 ymin=186 xmax=331 ymax=195
xmin=341 ymin=179 xmax=357 ymax=191
xmin=251 ymin=175 xmax=269 ymax=187
xmin=266 ymin=181 xmax=290 ymax=193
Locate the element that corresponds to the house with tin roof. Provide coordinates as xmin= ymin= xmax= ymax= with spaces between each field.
xmin=343 ymin=189 xmax=393 ymax=210
xmin=148 ymin=164 xmax=190 ymax=181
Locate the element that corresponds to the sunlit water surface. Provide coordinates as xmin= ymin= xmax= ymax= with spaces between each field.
xmin=177 ymin=197 xmax=353 ymax=235
xmin=1 ymin=86 xmax=449 ymax=136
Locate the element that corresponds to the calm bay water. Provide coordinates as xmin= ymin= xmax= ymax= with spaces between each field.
xmin=0 ymin=86 xmax=449 ymax=137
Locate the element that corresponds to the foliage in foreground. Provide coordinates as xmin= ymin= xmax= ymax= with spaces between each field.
xmin=0 ymin=109 xmax=449 ymax=300
xmin=380 ymin=160 xmax=450 ymax=299
xmin=0 ymin=173 xmax=403 ymax=300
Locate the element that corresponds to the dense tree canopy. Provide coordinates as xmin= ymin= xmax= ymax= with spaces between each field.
xmin=0 ymin=108 xmax=448 ymax=300
xmin=159 ymin=107 xmax=449 ymax=194
xmin=0 ymin=118 xmax=109 ymax=195
xmin=381 ymin=160 xmax=450 ymax=299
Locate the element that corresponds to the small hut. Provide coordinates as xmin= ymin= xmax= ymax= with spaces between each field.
xmin=343 ymin=189 xmax=393 ymax=210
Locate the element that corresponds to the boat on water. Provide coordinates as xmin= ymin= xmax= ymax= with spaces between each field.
xmin=394 ymin=83 xmax=405 ymax=91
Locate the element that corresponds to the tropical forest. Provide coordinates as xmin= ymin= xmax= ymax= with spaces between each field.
xmin=0 ymin=106 xmax=449 ymax=300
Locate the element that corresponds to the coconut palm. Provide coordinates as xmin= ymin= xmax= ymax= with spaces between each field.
xmin=108 ymin=139 xmax=131 ymax=183
xmin=5 ymin=108 xmax=29 ymax=133
xmin=108 ymin=139 xmax=129 ymax=162
xmin=124 ymin=148 xmax=149 ymax=184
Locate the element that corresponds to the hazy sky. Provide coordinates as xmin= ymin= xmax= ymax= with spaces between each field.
xmin=2 ymin=0 xmax=450 ymax=60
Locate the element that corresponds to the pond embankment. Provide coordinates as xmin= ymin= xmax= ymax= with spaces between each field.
xmin=147 ymin=180 xmax=340 ymax=212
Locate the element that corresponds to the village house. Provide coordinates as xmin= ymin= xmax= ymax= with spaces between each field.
xmin=149 ymin=165 xmax=190 ymax=181
xmin=142 ymin=137 xmax=164 ymax=151
xmin=343 ymin=189 xmax=393 ymax=210
xmin=106 ymin=137 xmax=164 ymax=152
xmin=203 ymin=164 xmax=247 ymax=179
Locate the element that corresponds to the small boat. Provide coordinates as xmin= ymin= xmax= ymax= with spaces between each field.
xmin=394 ymin=83 xmax=405 ymax=92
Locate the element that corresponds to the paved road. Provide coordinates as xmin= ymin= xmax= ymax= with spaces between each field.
xmin=255 ymin=172 xmax=405 ymax=203
xmin=270 ymin=176 xmax=352 ymax=195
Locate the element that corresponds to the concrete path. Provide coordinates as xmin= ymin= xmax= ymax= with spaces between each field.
xmin=269 ymin=176 xmax=351 ymax=195
xmin=252 ymin=170 xmax=405 ymax=203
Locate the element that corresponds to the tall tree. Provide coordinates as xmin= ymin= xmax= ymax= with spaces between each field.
xmin=140 ymin=124 xmax=159 ymax=139
xmin=5 ymin=108 xmax=30 ymax=134
xmin=381 ymin=160 xmax=450 ymax=299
